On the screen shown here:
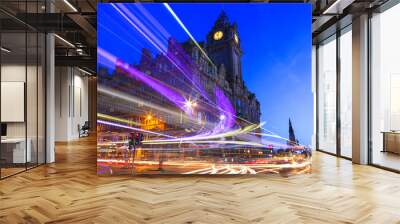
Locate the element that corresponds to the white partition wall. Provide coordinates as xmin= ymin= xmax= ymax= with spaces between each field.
xmin=55 ymin=67 xmax=89 ymax=141
xmin=1 ymin=82 xmax=25 ymax=122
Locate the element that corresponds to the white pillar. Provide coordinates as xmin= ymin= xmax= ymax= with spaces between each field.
xmin=46 ymin=32 xmax=55 ymax=163
xmin=312 ymin=45 xmax=317 ymax=150
xmin=352 ymin=14 xmax=369 ymax=164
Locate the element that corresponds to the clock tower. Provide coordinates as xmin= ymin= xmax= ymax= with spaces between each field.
xmin=206 ymin=11 xmax=243 ymax=86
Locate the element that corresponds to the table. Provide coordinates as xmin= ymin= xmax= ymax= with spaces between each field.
xmin=1 ymin=138 xmax=31 ymax=164
xmin=382 ymin=131 xmax=400 ymax=154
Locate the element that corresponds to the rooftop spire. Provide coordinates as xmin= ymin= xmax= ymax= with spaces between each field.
xmin=214 ymin=10 xmax=230 ymax=27
xmin=288 ymin=118 xmax=297 ymax=145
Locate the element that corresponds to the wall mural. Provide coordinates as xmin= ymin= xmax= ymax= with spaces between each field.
xmin=97 ymin=3 xmax=312 ymax=175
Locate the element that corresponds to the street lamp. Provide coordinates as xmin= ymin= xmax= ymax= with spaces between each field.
xmin=184 ymin=100 xmax=196 ymax=109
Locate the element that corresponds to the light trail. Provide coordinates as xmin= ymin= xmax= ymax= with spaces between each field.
xmin=135 ymin=3 xmax=170 ymax=40
xmin=98 ymin=7 xmax=303 ymax=148
xmin=98 ymin=48 xmax=187 ymax=110
xmin=97 ymin=119 xmax=175 ymax=138
xmin=111 ymin=4 xmax=167 ymax=53
xmin=142 ymin=140 xmax=266 ymax=147
xmin=99 ymin=6 xmax=292 ymax=141
xmin=110 ymin=4 xmax=212 ymax=103
xmin=99 ymin=40 xmax=277 ymax=139
xmin=98 ymin=113 xmax=141 ymax=126
xmin=163 ymin=3 xmax=215 ymax=66
xmin=142 ymin=123 xmax=260 ymax=143
xmin=98 ymin=85 xmax=224 ymax=130
xmin=109 ymin=4 xmax=267 ymax=130
xmin=97 ymin=158 xmax=311 ymax=175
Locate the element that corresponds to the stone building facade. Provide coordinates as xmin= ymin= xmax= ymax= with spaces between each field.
xmin=98 ymin=11 xmax=260 ymax=131
xmin=137 ymin=11 xmax=260 ymax=126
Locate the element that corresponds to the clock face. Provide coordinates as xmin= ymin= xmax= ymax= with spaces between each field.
xmin=234 ymin=33 xmax=239 ymax=44
xmin=213 ymin=31 xmax=223 ymax=41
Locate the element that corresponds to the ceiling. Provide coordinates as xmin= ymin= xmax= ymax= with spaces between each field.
xmin=0 ymin=0 xmax=395 ymax=73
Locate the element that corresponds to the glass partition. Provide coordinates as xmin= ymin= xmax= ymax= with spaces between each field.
xmin=339 ymin=27 xmax=352 ymax=158
xmin=371 ymin=3 xmax=400 ymax=171
xmin=1 ymin=30 xmax=28 ymax=177
xmin=317 ymin=35 xmax=337 ymax=154
xmin=0 ymin=1 xmax=46 ymax=179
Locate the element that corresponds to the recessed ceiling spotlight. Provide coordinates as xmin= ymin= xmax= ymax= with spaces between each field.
xmin=63 ymin=0 xmax=78 ymax=12
xmin=1 ymin=47 xmax=11 ymax=53
xmin=78 ymin=67 xmax=93 ymax=76
xmin=54 ymin=34 xmax=75 ymax=48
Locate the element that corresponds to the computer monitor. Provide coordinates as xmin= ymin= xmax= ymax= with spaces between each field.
xmin=1 ymin=123 xmax=7 ymax=137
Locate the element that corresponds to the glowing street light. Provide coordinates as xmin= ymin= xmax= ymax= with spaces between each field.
xmin=219 ymin=114 xmax=226 ymax=121
xmin=146 ymin=115 xmax=152 ymax=120
xmin=184 ymin=99 xmax=197 ymax=109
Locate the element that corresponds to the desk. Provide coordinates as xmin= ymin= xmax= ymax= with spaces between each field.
xmin=382 ymin=132 xmax=400 ymax=154
xmin=1 ymin=138 xmax=31 ymax=163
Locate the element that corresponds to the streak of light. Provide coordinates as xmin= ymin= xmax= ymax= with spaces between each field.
xmin=98 ymin=84 xmax=244 ymax=136
xmin=97 ymin=8 xmax=285 ymax=139
xmin=111 ymin=4 xmax=167 ymax=53
xmin=142 ymin=122 xmax=263 ymax=144
xmin=134 ymin=3 xmax=170 ymax=40
xmin=251 ymin=132 xmax=290 ymax=141
xmin=98 ymin=49 xmax=186 ymax=109
xmin=112 ymin=5 xmax=210 ymax=102
xmin=106 ymin=5 xmax=212 ymax=104
xmin=100 ymin=5 xmax=263 ymax=131
xmin=163 ymin=3 xmax=215 ymax=66
xmin=98 ymin=85 xmax=199 ymax=125
xmin=97 ymin=119 xmax=175 ymax=138
xmin=98 ymin=141 xmax=128 ymax=146
xmin=98 ymin=19 xmax=207 ymax=103
xmin=97 ymin=113 xmax=142 ymax=126
xmin=97 ymin=159 xmax=311 ymax=173
xmin=142 ymin=140 xmax=266 ymax=147
xmin=252 ymin=132 xmax=306 ymax=147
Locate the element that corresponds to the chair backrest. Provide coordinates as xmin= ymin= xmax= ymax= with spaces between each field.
xmin=82 ymin=121 xmax=90 ymax=129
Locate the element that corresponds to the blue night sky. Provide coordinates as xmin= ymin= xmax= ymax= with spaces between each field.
xmin=98 ymin=3 xmax=313 ymax=146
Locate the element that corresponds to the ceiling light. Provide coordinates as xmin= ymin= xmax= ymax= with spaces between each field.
xmin=1 ymin=47 xmax=11 ymax=53
xmin=322 ymin=0 xmax=354 ymax=15
xmin=78 ymin=67 xmax=93 ymax=76
xmin=54 ymin=34 xmax=75 ymax=48
xmin=63 ymin=0 xmax=78 ymax=12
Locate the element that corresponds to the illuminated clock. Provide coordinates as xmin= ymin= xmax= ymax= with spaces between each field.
xmin=234 ymin=33 xmax=239 ymax=44
xmin=213 ymin=31 xmax=223 ymax=41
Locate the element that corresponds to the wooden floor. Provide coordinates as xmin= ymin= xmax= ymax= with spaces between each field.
xmin=1 ymin=137 xmax=400 ymax=224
